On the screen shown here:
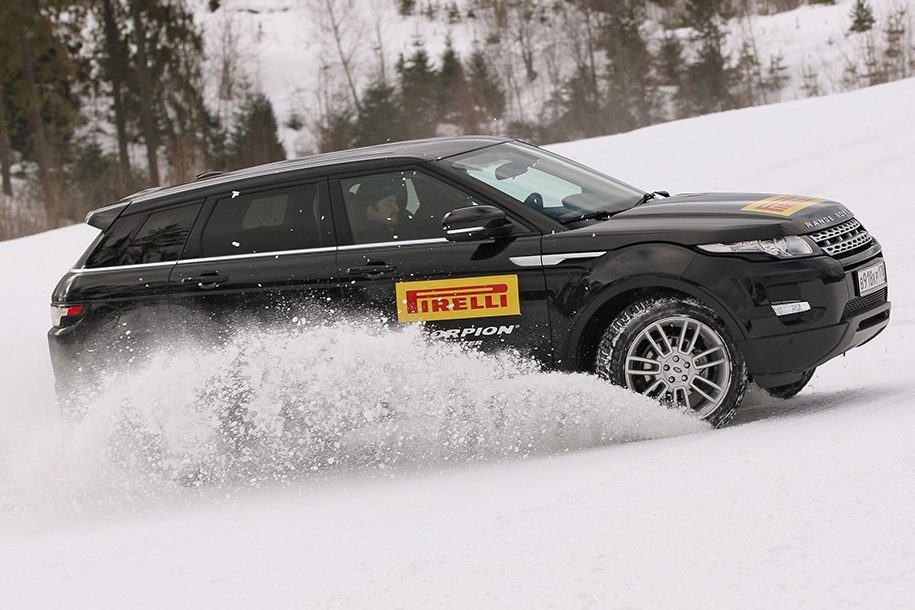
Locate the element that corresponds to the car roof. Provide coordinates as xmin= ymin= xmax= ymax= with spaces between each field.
xmin=122 ymin=135 xmax=509 ymax=208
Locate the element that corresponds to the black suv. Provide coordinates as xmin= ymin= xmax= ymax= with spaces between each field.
xmin=49 ymin=137 xmax=890 ymax=425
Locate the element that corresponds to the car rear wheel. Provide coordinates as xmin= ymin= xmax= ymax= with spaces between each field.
xmin=596 ymin=296 xmax=747 ymax=427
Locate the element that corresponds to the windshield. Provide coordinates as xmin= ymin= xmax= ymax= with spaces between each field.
xmin=444 ymin=141 xmax=645 ymax=223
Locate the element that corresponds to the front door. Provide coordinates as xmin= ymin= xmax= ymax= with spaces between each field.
xmin=332 ymin=168 xmax=552 ymax=364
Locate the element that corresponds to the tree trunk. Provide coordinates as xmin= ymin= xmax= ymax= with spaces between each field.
xmin=0 ymin=93 xmax=13 ymax=197
xmin=17 ymin=24 xmax=62 ymax=221
xmin=101 ymin=0 xmax=132 ymax=190
xmin=322 ymin=0 xmax=362 ymax=114
xmin=129 ymin=0 xmax=160 ymax=186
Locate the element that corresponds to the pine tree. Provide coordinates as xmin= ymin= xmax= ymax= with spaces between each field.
xmin=602 ymin=0 xmax=656 ymax=133
xmin=0 ymin=80 xmax=13 ymax=197
xmin=353 ymin=80 xmax=406 ymax=146
xmin=0 ymin=1 xmax=82 ymax=223
xmin=733 ymin=41 xmax=763 ymax=106
xmin=153 ymin=1 xmax=214 ymax=183
xmin=95 ymin=0 xmax=212 ymax=186
xmin=128 ymin=0 xmax=161 ymax=185
xmin=397 ymin=43 xmax=441 ymax=138
xmin=849 ymin=0 xmax=876 ymax=34
xmin=223 ymin=93 xmax=286 ymax=170
xmin=764 ymin=53 xmax=789 ymax=95
xmin=97 ymin=0 xmax=132 ymax=193
xmin=398 ymin=0 xmax=416 ymax=17
xmin=438 ymin=38 xmax=467 ymax=127
xmin=553 ymin=65 xmax=604 ymax=140
xmin=316 ymin=106 xmax=354 ymax=153
xmin=657 ymin=33 xmax=685 ymax=89
xmin=679 ymin=0 xmax=734 ymax=116
xmin=882 ymin=6 xmax=911 ymax=81
xmin=464 ymin=49 xmax=505 ymax=133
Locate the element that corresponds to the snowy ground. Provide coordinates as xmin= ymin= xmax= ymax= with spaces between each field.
xmin=1 ymin=78 xmax=914 ymax=607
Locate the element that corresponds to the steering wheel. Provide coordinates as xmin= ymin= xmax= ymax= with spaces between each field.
xmin=523 ymin=192 xmax=544 ymax=210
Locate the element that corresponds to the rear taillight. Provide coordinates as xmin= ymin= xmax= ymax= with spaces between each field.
xmin=51 ymin=304 xmax=85 ymax=327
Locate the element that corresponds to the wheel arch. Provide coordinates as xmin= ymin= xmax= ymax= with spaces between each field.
xmin=566 ymin=276 xmax=747 ymax=371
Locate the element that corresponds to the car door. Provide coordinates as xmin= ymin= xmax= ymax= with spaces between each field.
xmin=168 ymin=179 xmax=341 ymax=339
xmin=55 ymin=200 xmax=204 ymax=370
xmin=331 ymin=167 xmax=552 ymax=364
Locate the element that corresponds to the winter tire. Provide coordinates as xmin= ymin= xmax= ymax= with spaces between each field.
xmin=596 ymin=296 xmax=748 ymax=427
xmin=764 ymin=368 xmax=816 ymax=399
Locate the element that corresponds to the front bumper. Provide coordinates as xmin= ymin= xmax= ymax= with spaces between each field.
xmin=740 ymin=298 xmax=889 ymax=387
xmin=684 ymin=249 xmax=890 ymax=388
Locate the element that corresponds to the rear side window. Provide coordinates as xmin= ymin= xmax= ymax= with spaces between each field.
xmin=84 ymin=214 xmax=144 ymax=268
xmin=199 ymin=183 xmax=325 ymax=257
xmin=121 ymin=204 xmax=201 ymax=265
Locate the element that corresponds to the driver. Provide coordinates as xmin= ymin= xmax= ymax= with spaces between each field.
xmin=356 ymin=178 xmax=408 ymax=242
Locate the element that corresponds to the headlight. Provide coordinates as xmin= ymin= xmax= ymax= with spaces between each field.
xmin=698 ymin=236 xmax=815 ymax=259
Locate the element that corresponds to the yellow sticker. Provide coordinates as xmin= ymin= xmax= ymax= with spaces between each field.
xmin=396 ymin=275 xmax=521 ymax=323
xmin=741 ymin=195 xmax=824 ymax=217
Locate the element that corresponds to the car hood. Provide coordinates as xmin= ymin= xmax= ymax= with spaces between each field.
xmin=587 ymin=192 xmax=854 ymax=244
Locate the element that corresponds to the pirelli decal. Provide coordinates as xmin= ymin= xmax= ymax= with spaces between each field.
xmin=741 ymin=195 xmax=824 ymax=217
xmin=396 ymin=274 xmax=521 ymax=322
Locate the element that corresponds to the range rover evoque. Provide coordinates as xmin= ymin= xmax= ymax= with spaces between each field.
xmin=49 ymin=137 xmax=890 ymax=425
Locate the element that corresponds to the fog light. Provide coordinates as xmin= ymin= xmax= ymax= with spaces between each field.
xmin=772 ymin=301 xmax=811 ymax=316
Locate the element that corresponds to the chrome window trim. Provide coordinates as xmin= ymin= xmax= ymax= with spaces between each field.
xmin=70 ymin=260 xmax=177 ymax=274
xmin=71 ymin=246 xmax=339 ymax=273
xmin=338 ymin=237 xmax=449 ymax=251
xmin=69 ymin=240 xmax=451 ymax=273
xmin=175 ymin=246 xmax=337 ymax=265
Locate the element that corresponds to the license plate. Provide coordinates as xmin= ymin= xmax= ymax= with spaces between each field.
xmin=856 ymin=261 xmax=887 ymax=296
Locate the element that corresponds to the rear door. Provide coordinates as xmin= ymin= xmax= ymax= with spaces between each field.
xmin=332 ymin=167 xmax=552 ymax=363
xmin=51 ymin=200 xmax=203 ymax=379
xmin=168 ymin=179 xmax=340 ymax=338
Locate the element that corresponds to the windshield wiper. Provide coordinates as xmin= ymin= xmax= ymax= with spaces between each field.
xmin=634 ymin=190 xmax=670 ymax=206
xmin=560 ymin=191 xmax=670 ymax=225
xmin=560 ymin=210 xmax=614 ymax=225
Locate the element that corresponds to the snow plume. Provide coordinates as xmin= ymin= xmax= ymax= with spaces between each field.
xmin=0 ymin=316 xmax=707 ymax=520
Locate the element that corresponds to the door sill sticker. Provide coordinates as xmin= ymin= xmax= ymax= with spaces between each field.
xmin=396 ymin=274 xmax=521 ymax=322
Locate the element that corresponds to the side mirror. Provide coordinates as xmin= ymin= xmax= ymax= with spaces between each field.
xmin=442 ymin=205 xmax=512 ymax=242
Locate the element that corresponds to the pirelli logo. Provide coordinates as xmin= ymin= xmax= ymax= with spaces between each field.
xmin=396 ymin=274 xmax=521 ymax=322
xmin=741 ymin=195 xmax=823 ymax=217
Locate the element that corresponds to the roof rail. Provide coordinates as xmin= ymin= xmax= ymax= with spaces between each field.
xmin=195 ymin=170 xmax=225 ymax=180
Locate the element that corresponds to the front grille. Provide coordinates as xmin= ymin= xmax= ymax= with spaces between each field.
xmin=807 ymin=218 xmax=874 ymax=258
xmin=842 ymin=287 xmax=887 ymax=320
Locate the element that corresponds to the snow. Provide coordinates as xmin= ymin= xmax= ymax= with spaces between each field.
xmin=195 ymin=0 xmax=915 ymax=153
xmin=195 ymin=0 xmax=483 ymax=154
xmin=2 ymin=77 xmax=915 ymax=607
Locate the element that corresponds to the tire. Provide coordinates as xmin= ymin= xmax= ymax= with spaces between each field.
xmin=595 ymin=296 xmax=748 ymax=427
xmin=764 ymin=368 xmax=815 ymax=399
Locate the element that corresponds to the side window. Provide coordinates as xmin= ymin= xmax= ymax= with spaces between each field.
xmin=341 ymin=170 xmax=484 ymax=244
xmin=84 ymin=214 xmax=144 ymax=268
xmin=122 ymin=203 xmax=201 ymax=265
xmin=199 ymin=183 xmax=325 ymax=257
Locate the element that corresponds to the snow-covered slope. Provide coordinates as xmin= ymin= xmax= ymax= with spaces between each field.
xmin=201 ymin=0 xmax=912 ymax=153
xmin=1 ymin=78 xmax=915 ymax=608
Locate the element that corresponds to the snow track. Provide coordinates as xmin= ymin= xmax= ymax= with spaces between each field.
xmin=2 ymin=78 xmax=915 ymax=607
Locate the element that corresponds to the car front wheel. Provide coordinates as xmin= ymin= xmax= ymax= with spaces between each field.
xmin=596 ymin=296 xmax=747 ymax=427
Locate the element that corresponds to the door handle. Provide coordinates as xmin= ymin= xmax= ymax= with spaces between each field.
xmin=182 ymin=273 xmax=229 ymax=289
xmin=346 ymin=264 xmax=397 ymax=277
